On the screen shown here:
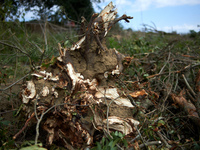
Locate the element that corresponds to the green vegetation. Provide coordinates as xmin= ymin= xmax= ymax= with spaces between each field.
xmin=92 ymin=131 xmax=128 ymax=150
xmin=0 ymin=21 xmax=77 ymax=82
xmin=0 ymin=117 xmax=14 ymax=149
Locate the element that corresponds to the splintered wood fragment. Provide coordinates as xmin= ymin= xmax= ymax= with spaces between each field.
xmin=21 ymin=81 xmax=36 ymax=104
xmin=70 ymin=36 xmax=86 ymax=50
xmin=41 ymin=86 xmax=49 ymax=97
xmin=58 ymin=43 xmax=63 ymax=56
xmin=80 ymin=16 xmax=87 ymax=34
xmin=99 ymin=2 xmax=114 ymax=17
xmin=98 ymin=1 xmax=117 ymax=36
xmin=102 ymin=116 xmax=139 ymax=135
xmin=129 ymin=89 xmax=148 ymax=99
xmin=95 ymin=87 xmax=134 ymax=107
xmin=68 ymin=1 xmax=133 ymax=51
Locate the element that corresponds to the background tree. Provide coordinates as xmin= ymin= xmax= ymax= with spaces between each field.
xmin=0 ymin=0 xmax=20 ymax=21
xmin=55 ymin=0 xmax=94 ymax=22
xmin=21 ymin=0 xmax=98 ymax=23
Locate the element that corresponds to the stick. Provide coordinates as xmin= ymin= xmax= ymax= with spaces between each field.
xmin=13 ymin=112 xmax=35 ymax=139
xmin=158 ymin=52 xmax=171 ymax=74
xmin=146 ymin=63 xmax=200 ymax=80
xmin=182 ymin=74 xmax=196 ymax=97
xmin=0 ymin=73 xmax=30 ymax=91
xmin=108 ymin=14 xmax=133 ymax=29
xmin=156 ymin=131 xmax=171 ymax=148
xmin=139 ymin=141 xmax=162 ymax=149
xmin=94 ymin=33 xmax=105 ymax=52
xmin=39 ymin=21 xmax=48 ymax=66
xmin=0 ymin=40 xmax=31 ymax=60
xmin=0 ymin=40 xmax=35 ymax=69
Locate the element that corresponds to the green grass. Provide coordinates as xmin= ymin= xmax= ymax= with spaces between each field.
xmin=0 ymin=21 xmax=77 ymax=83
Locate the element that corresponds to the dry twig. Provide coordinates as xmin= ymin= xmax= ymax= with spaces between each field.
xmin=13 ymin=112 xmax=35 ymax=140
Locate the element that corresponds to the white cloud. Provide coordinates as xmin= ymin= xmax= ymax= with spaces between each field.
xmin=158 ymin=24 xmax=199 ymax=33
xmin=116 ymin=0 xmax=132 ymax=5
xmin=154 ymin=0 xmax=200 ymax=8
xmin=105 ymin=0 xmax=200 ymax=12
xmin=127 ymin=0 xmax=152 ymax=12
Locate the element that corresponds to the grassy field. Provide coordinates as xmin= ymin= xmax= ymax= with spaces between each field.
xmin=0 ymin=21 xmax=200 ymax=149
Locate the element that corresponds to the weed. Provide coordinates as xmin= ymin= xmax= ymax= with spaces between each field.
xmin=92 ymin=131 xmax=128 ymax=150
xmin=0 ymin=117 xmax=14 ymax=149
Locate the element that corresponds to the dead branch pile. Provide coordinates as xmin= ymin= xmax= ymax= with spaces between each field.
xmin=117 ymin=37 xmax=200 ymax=149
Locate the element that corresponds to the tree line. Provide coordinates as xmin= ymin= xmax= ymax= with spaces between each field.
xmin=0 ymin=0 xmax=101 ymax=23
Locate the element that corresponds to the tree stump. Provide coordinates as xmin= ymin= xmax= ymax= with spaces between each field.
xmin=16 ymin=2 xmax=140 ymax=149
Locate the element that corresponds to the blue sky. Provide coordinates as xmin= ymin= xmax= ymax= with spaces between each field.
xmin=93 ymin=0 xmax=200 ymax=33
xmin=22 ymin=0 xmax=200 ymax=34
